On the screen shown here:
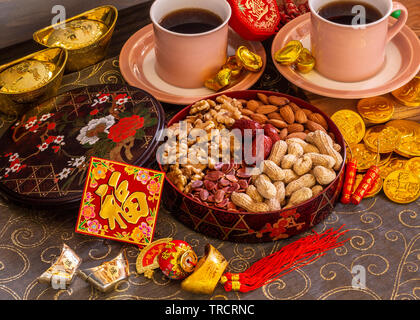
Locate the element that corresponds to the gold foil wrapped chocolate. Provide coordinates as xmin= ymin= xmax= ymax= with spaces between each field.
xmin=235 ymin=46 xmax=263 ymax=72
xmin=38 ymin=243 xmax=81 ymax=288
xmin=78 ymin=251 xmax=129 ymax=293
xmin=181 ymin=244 xmax=228 ymax=295
xmin=204 ymin=46 xmax=263 ymax=91
xmin=33 ymin=5 xmax=117 ymax=72
xmin=296 ymin=48 xmax=315 ymax=73
xmin=0 ymin=47 xmax=67 ymax=115
xmin=274 ymin=40 xmax=303 ymax=66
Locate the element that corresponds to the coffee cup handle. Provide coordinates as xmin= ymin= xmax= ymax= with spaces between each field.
xmin=387 ymin=2 xmax=408 ymax=43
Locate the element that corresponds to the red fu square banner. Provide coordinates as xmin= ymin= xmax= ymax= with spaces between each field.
xmin=75 ymin=157 xmax=165 ymax=247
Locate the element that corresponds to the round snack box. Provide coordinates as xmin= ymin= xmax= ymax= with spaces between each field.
xmin=158 ymin=90 xmax=346 ymax=243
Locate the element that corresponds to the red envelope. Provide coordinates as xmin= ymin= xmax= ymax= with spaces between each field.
xmin=75 ymin=157 xmax=165 ymax=247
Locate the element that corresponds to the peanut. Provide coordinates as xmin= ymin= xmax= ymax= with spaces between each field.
xmin=287 ymin=142 xmax=304 ymax=157
xmin=311 ymin=185 xmax=324 ymax=196
xmin=262 ymin=160 xmax=285 ymax=181
xmin=306 ymin=130 xmax=343 ymax=170
xmin=283 ymin=169 xmax=299 ymax=184
xmin=293 ymin=154 xmax=313 ymax=176
xmin=267 ymin=140 xmax=288 ymax=165
xmin=281 ymin=154 xmax=297 ymax=169
xmin=231 ymin=192 xmax=270 ymax=212
xmin=273 ymin=181 xmax=286 ymax=203
xmin=286 ymin=137 xmax=319 ymax=153
xmin=305 ymin=153 xmax=336 ymax=169
xmin=285 ymin=173 xmax=316 ymax=196
xmin=246 ymin=185 xmax=264 ymax=203
xmin=265 ymin=198 xmax=281 ymax=211
xmin=313 ymin=165 xmax=337 ymax=185
xmin=254 ymin=174 xmax=277 ymax=199
xmin=287 ymin=187 xmax=313 ymax=207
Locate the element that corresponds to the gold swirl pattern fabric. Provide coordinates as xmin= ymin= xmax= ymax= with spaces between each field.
xmin=0 ymin=57 xmax=419 ymax=300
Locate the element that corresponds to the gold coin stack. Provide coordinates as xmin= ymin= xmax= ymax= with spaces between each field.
xmin=331 ymin=95 xmax=420 ymax=204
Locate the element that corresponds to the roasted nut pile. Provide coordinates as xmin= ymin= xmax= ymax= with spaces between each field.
xmin=163 ymin=93 xmax=344 ymax=212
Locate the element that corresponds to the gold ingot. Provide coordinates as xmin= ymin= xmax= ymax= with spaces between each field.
xmin=204 ymin=68 xmax=232 ymax=91
xmin=352 ymin=174 xmax=383 ymax=198
xmin=378 ymin=156 xmax=407 ymax=180
xmin=385 ymin=120 xmax=420 ymax=157
xmin=235 ymin=46 xmax=263 ymax=72
xmin=405 ymin=157 xmax=420 ymax=179
xmin=363 ymin=125 xmax=401 ymax=154
xmin=296 ymin=48 xmax=315 ymax=73
xmin=181 ymin=244 xmax=228 ymax=295
xmin=350 ymin=143 xmax=378 ymax=172
xmin=0 ymin=47 xmax=67 ymax=115
xmin=274 ymin=40 xmax=303 ymax=66
xmin=331 ymin=109 xmax=366 ymax=145
xmin=357 ymin=96 xmax=395 ymax=123
xmin=383 ymin=170 xmax=420 ymax=204
xmin=33 ymin=6 xmax=117 ymax=72
xmin=391 ymin=76 xmax=420 ymax=107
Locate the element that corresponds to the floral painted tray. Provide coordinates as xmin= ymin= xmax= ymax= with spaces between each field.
xmin=0 ymin=84 xmax=165 ymax=209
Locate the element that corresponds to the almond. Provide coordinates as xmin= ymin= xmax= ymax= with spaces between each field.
xmin=268 ymin=96 xmax=289 ymax=106
xmin=246 ymin=100 xmax=261 ymax=112
xmin=267 ymin=119 xmax=288 ymax=129
xmin=267 ymin=112 xmax=284 ymax=121
xmin=306 ymin=120 xmax=327 ymax=132
xmin=257 ymin=93 xmax=269 ymax=104
xmin=294 ymin=109 xmax=308 ymax=124
xmin=251 ymin=113 xmax=268 ymax=124
xmin=279 ymin=128 xmax=288 ymax=140
xmin=287 ymin=123 xmax=304 ymax=133
xmin=237 ymin=99 xmax=248 ymax=105
xmin=286 ymin=132 xmax=307 ymax=140
xmin=302 ymin=109 xmax=313 ymax=117
xmin=288 ymin=102 xmax=301 ymax=112
xmin=279 ymin=105 xmax=295 ymax=124
xmin=256 ymin=104 xmax=278 ymax=114
xmin=241 ymin=108 xmax=255 ymax=116
xmin=308 ymin=113 xmax=328 ymax=130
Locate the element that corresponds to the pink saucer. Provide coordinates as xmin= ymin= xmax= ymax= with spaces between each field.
xmin=271 ymin=13 xmax=420 ymax=99
xmin=119 ymin=24 xmax=266 ymax=105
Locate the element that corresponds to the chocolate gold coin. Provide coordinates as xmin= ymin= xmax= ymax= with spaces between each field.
xmin=349 ymin=143 xmax=378 ymax=172
xmin=357 ymin=96 xmax=394 ymax=123
xmin=378 ymin=157 xmax=407 ymax=180
xmin=331 ymin=110 xmax=366 ymax=145
xmin=383 ymin=170 xmax=420 ymax=204
xmin=363 ymin=125 xmax=401 ymax=154
xmin=405 ymin=157 xmax=420 ymax=179
xmin=391 ymin=76 xmax=420 ymax=107
xmin=385 ymin=120 xmax=420 ymax=157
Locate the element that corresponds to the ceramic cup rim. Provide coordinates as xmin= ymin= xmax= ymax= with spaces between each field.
xmin=150 ymin=0 xmax=232 ymax=37
xmin=308 ymin=0 xmax=394 ymax=28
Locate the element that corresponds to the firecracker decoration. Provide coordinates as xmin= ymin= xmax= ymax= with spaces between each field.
xmin=220 ymin=226 xmax=349 ymax=292
xmin=75 ymin=157 xmax=165 ymax=247
xmin=158 ymin=240 xmax=198 ymax=280
xmin=136 ymin=238 xmax=173 ymax=279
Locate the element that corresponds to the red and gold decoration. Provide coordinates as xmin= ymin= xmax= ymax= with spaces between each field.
xmin=158 ymin=240 xmax=198 ymax=280
xmin=136 ymin=238 xmax=173 ymax=279
xmin=78 ymin=251 xmax=129 ymax=293
xmin=75 ymin=157 xmax=165 ymax=247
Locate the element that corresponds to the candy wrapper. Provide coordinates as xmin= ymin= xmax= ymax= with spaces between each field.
xmin=38 ymin=243 xmax=81 ymax=289
xmin=75 ymin=157 xmax=165 ymax=247
xmin=78 ymin=251 xmax=129 ymax=293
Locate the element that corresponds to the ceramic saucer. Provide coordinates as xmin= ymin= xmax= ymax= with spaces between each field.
xmin=271 ymin=13 xmax=420 ymax=99
xmin=119 ymin=24 xmax=266 ymax=105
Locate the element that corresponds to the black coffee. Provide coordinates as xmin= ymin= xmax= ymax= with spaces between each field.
xmin=318 ymin=1 xmax=383 ymax=25
xmin=159 ymin=8 xmax=223 ymax=34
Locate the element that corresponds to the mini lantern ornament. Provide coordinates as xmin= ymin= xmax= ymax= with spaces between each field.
xmin=227 ymin=0 xmax=281 ymax=41
xmin=158 ymin=240 xmax=198 ymax=280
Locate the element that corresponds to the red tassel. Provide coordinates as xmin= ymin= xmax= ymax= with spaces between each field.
xmin=222 ymin=226 xmax=349 ymax=293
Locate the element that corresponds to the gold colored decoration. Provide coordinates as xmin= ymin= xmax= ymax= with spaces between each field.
xmin=357 ymin=96 xmax=395 ymax=123
xmin=383 ymin=170 xmax=420 ymax=204
xmin=391 ymin=76 xmax=420 ymax=107
xmin=331 ymin=110 xmax=366 ymax=145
